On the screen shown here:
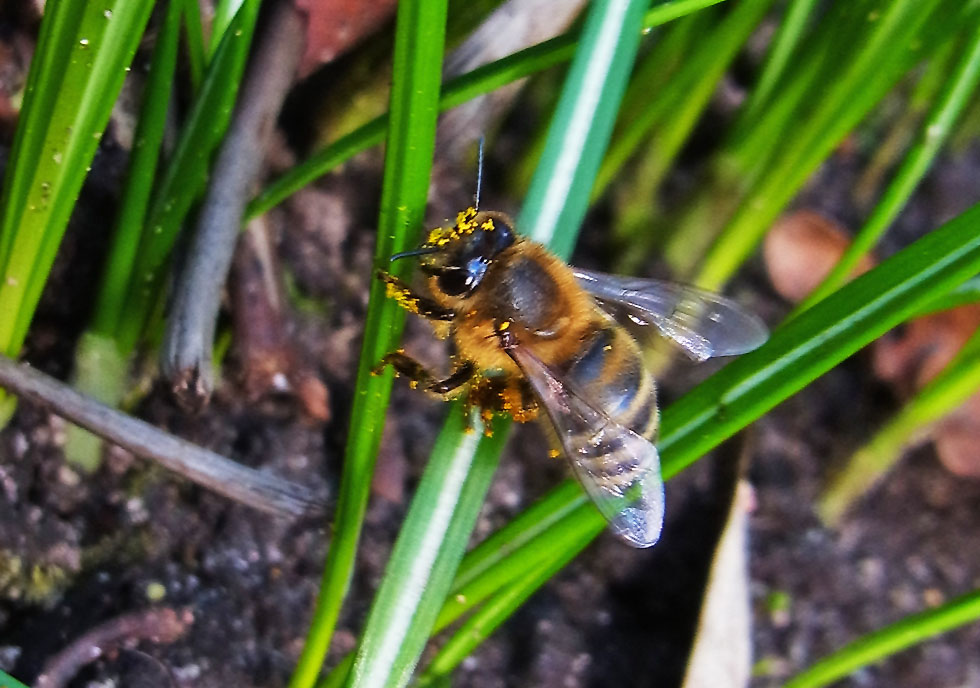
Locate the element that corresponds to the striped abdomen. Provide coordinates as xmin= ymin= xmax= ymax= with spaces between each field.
xmin=562 ymin=326 xmax=659 ymax=441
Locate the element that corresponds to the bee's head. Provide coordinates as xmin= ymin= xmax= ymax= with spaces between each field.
xmin=391 ymin=207 xmax=515 ymax=297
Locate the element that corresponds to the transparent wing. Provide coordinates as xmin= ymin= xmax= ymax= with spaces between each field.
xmin=573 ymin=268 xmax=768 ymax=362
xmin=507 ymin=344 xmax=664 ymax=548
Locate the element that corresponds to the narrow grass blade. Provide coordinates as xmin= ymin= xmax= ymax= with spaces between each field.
xmin=0 ymin=0 xmax=154 ymax=419
xmin=738 ymin=0 xmax=818 ymax=124
xmin=181 ymin=0 xmax=206 ymax=91
xmin=286 ymin=1 xmax=448 ymax=686
xmin=91 ymin=0 xmax=182 ymax=340
xmin=796 ymin=21 xmax=980 ymax=314
xmin=246 ymin=0 xmax=732 ymax=221
xmin=348 ymin=414 xmax=504 ymax=688
xmin=592 ymin=0 xmax=772 ymax=203
xmin=0 ymin=670 xmax=29 ymax=688
xmin=65 ymin=0 xmax=183 ymax=470
xmin=432 ymin=498 xmax=601 ymax=633
xmin=419 ymin=530 xmax=591 ymax=682
xmin=784 ymin=588 xmax=980 ymax=688
xmin=819 ymin=325 xmax=980 ymax=524
xmin=113 ymin=0 xmax=261 ymax=352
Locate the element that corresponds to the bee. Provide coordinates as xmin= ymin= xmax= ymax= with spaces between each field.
xmin=375 ymin=207 xmax=767 ymax=547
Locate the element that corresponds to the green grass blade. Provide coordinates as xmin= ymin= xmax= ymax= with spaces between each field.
xmin=0 ymin=669 xmax=30 ymax=688
xmin=245 ymin=0 xmax=732 ymax=221
xmin=432 ymin=497 xmax=600 ymax=633
xmin=419 ymin=531 xmax=592 ymax=683
xmin=65 ymin=0 xmax=182 ymax=471
xmin=796 ymin=20 xmax=980 ymax=314
xmin=518 ymin=0 xmax=650 ymax=252
xmin=592 ymin=0 xmax=772 ymax=203
xmin=0 ymin=0 xmax=153 ymax=363
xmin=286 ymin=1 xmax=448 ymax=686
xmin=695 ymin=0 xmax=958 ymax=289
xmin=784 ymin=588 xmax=980 ymax=688
xmin=209 ymin=0 xmax=244 ymax=56
xmin=113 ymin=0 xmax=261 ymax=352
xmin=92 ymin=0 xmax=182 ymax=339
xmin=348 ymin=414 xmax=503 ymax=687
xmin=181 ymin=0 xmax=206 ymax=90
xmin=819 ymin=326 xmax=980 ymax=523
xmin=738 ymin=0 xmax=818 ymax=123
xmin=449 ymin=480 xmax=586 ymax=591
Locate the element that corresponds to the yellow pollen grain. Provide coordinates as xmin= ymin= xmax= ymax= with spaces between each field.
xmin=548 ymin=448 xmax=561 ymax=459
xmin=481 ymin=218 xmax=495 ymax=231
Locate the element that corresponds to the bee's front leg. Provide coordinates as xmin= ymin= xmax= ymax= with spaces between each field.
xmin=373 ymin=351 xmax=474 ymax=397
xmin=377 ymin=270 xmax=454 ymax=321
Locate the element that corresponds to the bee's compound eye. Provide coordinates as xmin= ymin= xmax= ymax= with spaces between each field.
xmin=437 ymin=267 xmax=476 ymax=296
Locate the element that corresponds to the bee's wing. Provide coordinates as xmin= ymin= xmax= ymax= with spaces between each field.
xmin=507 ymin=344 xmax=664 ymax=548
xmin=573 ymin=268 xmax=768 ymax=362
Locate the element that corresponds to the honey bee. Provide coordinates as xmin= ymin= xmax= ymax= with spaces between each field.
xmin=375 ymin=207 xmax=767 ymax=547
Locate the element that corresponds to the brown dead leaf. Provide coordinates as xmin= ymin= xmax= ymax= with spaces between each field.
xmin=763 ymin=210 xmax=874 ymax=303
xmin=872 ymin=305 xmax=980 ymax=394
xmin=872 ymin=304 xmax=980 ymax=477
xmin=295 ymin=0 xmax=398 ymax=77
xmin=934 ymin=394 xmax=980 ymax=478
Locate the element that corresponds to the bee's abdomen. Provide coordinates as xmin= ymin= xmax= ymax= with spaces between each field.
xmin=563 ymin=327 xmax=659 ymax=440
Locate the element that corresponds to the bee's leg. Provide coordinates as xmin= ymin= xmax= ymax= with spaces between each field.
xmin=465 ymin=377 xmax=539 ymax=436
xmin=373 ymin=351 xmax=474 ymax=396
xmin=377 ymin=270 xmax=454 ymax=321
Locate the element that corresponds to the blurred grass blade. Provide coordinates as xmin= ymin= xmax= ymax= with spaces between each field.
xmin=0 ymin=669 xmax=30 ymax=688
xmin=181 ymin=0 xmax=206 ymax=90
xmin=246 ymin=0 xmax=731 ymax=221
xmin=695 ymin=0 xmax=963 ymax=289
xmin=286 ymin=1 xmax=448 ymax=686
xmin=348 ymin=414 xmax=503 ymax=687
xmin=737 ymin=0 xmax=818 ymax=124
xmin=112 ymin=0 xmax=261 ymax=352
xmin=819 ymin=325 xmax=980 ymax=524
xmin=796 ymin=21 xmax=980 ymax=314
xmin=592 ymin=0 xmax=772 ymax=203
xmin=784 ymin=588 xmax=980 ymax=688
xmin=0 ymin=0 xmax=154 ymax=420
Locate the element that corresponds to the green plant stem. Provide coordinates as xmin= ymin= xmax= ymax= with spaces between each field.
xmin=819 ymin=325 xmax=980 ymax=524
xmin=795 ymin=20 xmax=980 ymax=314
xmin=784 ymin=588 xmax=980 ymax=688
xmin=286 ymin=0 xmax=448 ymax=685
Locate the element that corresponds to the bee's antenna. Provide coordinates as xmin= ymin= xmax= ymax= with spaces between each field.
xmin=474 ymin=136 xmax=485 ymax=211
xmin=390 ymin=246 xmax=440 ymax=262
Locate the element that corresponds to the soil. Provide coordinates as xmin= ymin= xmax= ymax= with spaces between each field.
xmin=3 ymin=13 xmax=980 ymax=688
